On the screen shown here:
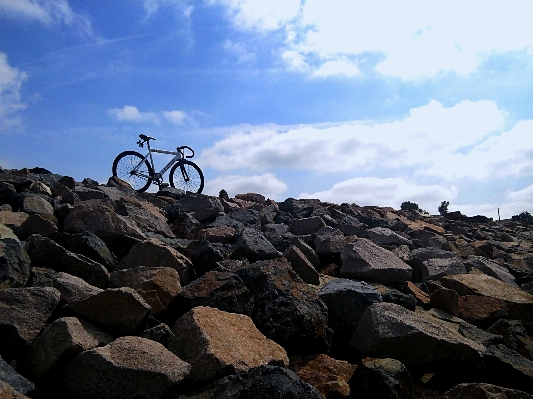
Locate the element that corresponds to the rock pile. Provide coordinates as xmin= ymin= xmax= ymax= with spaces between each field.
xmin=1 ymin=166 xmax=533 ymax=398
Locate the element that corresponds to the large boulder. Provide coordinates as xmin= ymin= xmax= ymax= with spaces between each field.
xmin=232 ymin=227 xmax=282 ymax=262
xmin=62 ymin=287 xmax=151 ymax=336
xmin=52 ymin=272 xmax=103 ymax=305
xmin=464 ymin=256 xmax=517 ymax=286
xmin=115 ymin=197 xmax=175 ymax=238
xmin=19 ymin=193 xmax=54 ymax=217
xmin=340 ymin=239 xmax=412 ymax=284
xmin=235 ymin=259 xmax=332 ymax=354
xmin=283 ymin=245 xmax=320 ymax=285
xmin=318 ymin=278 xmax=382 ymax=351
xmin=63 ymin=201 xmax=145 ymax=239
xmin=0 ymin=238 xmax=31 ymax=290
xmin=15 ymin=214 xmax=57 ymax=240
xmin=351 ymin=302 xmax=486 ymax=365
xmin=62 ymin=336 xmax=191 ymax=399
xmin=110 ymin=266 xmax=181 ymax=314
xmin=0 ymin=287 xmax=61 ymax=361
xmin=27 ymin=235 xmax=110 ymax=289
xmin=409 ymin=248 xmax=466 ymax=282
xmin=366 ymin=227 xmax=413 ymax=247
xmin=185 ymin=238 xmax=225 ymax=277
xmin=289 ymin=216 xmax=326 ymax=236
xmin=116 ymin=238 xmax=195 ymax=286
xmin=484 ymin=344 xmax=533 ymax=394
xmin=171 ymin=306 xmax=288 ymax=383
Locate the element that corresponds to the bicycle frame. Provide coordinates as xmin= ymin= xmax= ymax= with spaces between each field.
xmin=131 ymin=143 xmax=187 ymax=183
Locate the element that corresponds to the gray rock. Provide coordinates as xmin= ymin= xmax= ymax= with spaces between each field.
xmin=0 ymin=287 xmax=61 ymax=361
xmin=232 ymin=227 xmax=282 ymax=262
xmin=315 ymin=226 xmax=345 ymax=257
xmin=318 ymin=278 xmax=382 ymax=350
xmin=289 ymin=216 xmax=326 ymax=236
xmin=465 ymin=256 xmax=517 ymax=286
xmin=62 ymin=287 xmax=151 ymax=336
xmin=340 ymin=239 xmax=412 ymax=284
xmin=116 ymin=198 xmax=175 ymax=238
xmin=0 ymin=355 xmax=35 ymax=395
xmin=487 ymin=319 xmax=533 ymax=360
xmin=19 ymin=193 xmax=54 ymax=216
xmin=442 ymin=383 xmax=533 ymax=399
xmin=0 ymin=238 xmax=31 ymax=290
xmin=290 ymin=237 xmax=321 ymax=268
xmin=366 ymin=227 xmax=413 ymax=247
xmin=484 ymin=344 xmax=533 ymax=394
xmin=27 ymin=235 xmax=110 ymax=289
xmin=351 ymin=302 xmax=486 ymax=365
xmin=73 ymin=186 xmax=105 ymax=201
xmin=235 ymin=259 xmax=332 ymax=354
xmin=283 ymin=245 xmax=320 ymax=285
xmin=15 ymin=214 xmax=57 ymax=240
xmin=408 ymin=248 xmax=466 ymax=282
xmin=62 ymin=336 xmax=191 ymax=399
xmin=185 ymin=238 xmax=225 ymax=277
xmin=53 ymin=272 xmax=103 ymax=304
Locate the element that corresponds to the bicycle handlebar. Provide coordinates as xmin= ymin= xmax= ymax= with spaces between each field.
xmin=178 ymin=146 xmax=195 ymax=158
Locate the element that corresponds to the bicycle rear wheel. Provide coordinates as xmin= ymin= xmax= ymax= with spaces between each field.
xmin=112 ymin=151 xmax=153 ymax=192
xmin=169 ymin=160 xmax=204 ymax=194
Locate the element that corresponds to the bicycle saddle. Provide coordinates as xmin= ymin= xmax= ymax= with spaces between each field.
xmin=139 ymin=134 xmax=156 ymax=141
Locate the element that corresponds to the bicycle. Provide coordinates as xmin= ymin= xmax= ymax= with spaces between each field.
xmin=112 ymin=134 xmax=204 ymax=193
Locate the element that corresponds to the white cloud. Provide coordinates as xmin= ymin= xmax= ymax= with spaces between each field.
xmin=312 ymin=59 xmax=360 ymax=78
xmin=109 ymin=106 xmax=160 ymax=124
xmin=200 ymin=99 xmax=518 ymax=181
xmin=218 ymin=0 xmax=533 ymax=79
xmin=223 ymin=40 xmax=255 ymax=63
xmin=0 ymin=53 xmax=28 ymax=131
xmin=163 ymin=110 xmax=187 ymax=124
xmin=507 ymin=184 xmax=533 ymax=203
xmin=142 ymin=0 xmax=193 ymax=21
xmin=205 ymin=172 xmax=288 ymax=200
xmin=0 ymin=0 xmax=94 ymax=37
xmin=299 ymin=177 xmax=457 ymax=212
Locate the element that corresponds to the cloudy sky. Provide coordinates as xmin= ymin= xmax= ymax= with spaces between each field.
xmin=1 ymin=0 xmax=532 ymax=219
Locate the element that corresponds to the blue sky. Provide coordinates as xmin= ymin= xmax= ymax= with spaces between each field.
xmin=1 ymin=0 xmax=532 ymax=219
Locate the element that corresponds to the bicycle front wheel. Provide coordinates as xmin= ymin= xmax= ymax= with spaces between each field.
xmin=112 ymin=151 xmax=153 ymax=192
xmin=169 ymin=160 xmax=204 ymax=194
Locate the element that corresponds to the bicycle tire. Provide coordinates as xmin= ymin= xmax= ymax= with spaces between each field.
xmin=169 ymin=160 xmax=204 ymax=194
xmin=112 ymin=151 xmax=153 ymax=192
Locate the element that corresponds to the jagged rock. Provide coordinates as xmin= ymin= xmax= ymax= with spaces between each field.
xmin=440 ymin=273 xmax=533 ymax=327
xmin=0 ymin=224 xmax=19 ymax=241
xmin=19 ymin=193 xmax=54 ymax=216
xmin=63 ymin=201 xmax=145 ymax=239
xmin=279 ymin=198 xmax=320 ymax=217
xmin=24 ymin=316 xmax=112 ymax=381
xmin=15 ymin=214 xmax=57 ymax=240
xmin=315 ymin=226 xmax=345 ymax=258
xmin=175 ymin=193 xmax=224 ymax=223
xmin=116 ymin=238 xmax=195 ymax=286
xmin=232 ymin=227 xmax=282 ymax=262
xmin=198 ymin=226 xmax=236 ymax=244
xmin=406 ymin=281 xmax=431 ymax=307
xmin=27 ymin=234 xmax=110 ymax=289
xmin=235 ymin=193 xmax=266 ymax=205
xmin=318 ymin=278 xmax=382 ymax=351
xmin=290 ymin=237 xmax=321 ymax=268
xmin=0 ymin=287 xmax=61 ymax=361
xmin=170 ymin=212 xmax=201 ymax=239
xmin=171 ymin=306 xmax=288 ymax=383
xmin=289 ymin=216 xmax=326 ymax=236
xmin=375 ymin=284 xmax=417 ymax=311
xmin=340 ymin=238 xmax=412 ymax=283
xmin=351 ymin=302 xmax=486 ymax=365
xmin=283 ymin=245 xmax=320 ymax=285
xmin=140 ymin=322 xmax=176 ymax=347
xmin=62 ymin=336 xmax=191 ymax=399
xmin=366 ymin=227 xmax=413 ymax=247
xmin=430 ymin=285 xmax=460 ymax=316
xmin=110 ymin=266 xmax=181 ymax=314
xmin=235 ymin=259 xmax=332 ymax=354
xmin=0 ymin=356 xmax=35 ymax=395
xmin=349 ymin=357 xmax=423 ymax=399
xmin=0 ymin=238 xmax=31 ymax=290
xmin=0 ymin=380 xmax=31 ymax=399
xmin=227 ymin=209 xmax=261 ymax=228
xmin=457 ymin=294 xmax=508 ymax=326
xmin=62 ymin=287 xmax=151 ymax=336
xmin=73 ymin=186 xmax=105 ymax=201
xmin=464 ymin=256 xmax=517 ymax=286
xmin=27 ymin=267 xmax=57 ymax=287
xmin=164 ymin=269 xmax=254 ymax=325
xmin=53 ymin=272 xmax=103 ymax=304
xmin=410 ymin=229 xmax=447 ymax=249
xmin=116 ymin=197 xmax=175 ymax=237
xmin=185 ymin=238 xmax=225 ymax=277
xmin=185 ymin=365 xmax=324 ymax=399
xmin=49 ymin=231 xmax=117 ymax=271
xmin=484 ymin=344 xmax=533 ymax=394
xmin=458 ymin=322 xmax=504 ymax=347
xmin=409 ymin=248 xmax=466 ymax=282
xmin=0 ymin=212 xmax=28 ymax=231
xmin=487 ymin=319 xmax=533 ymax=360
xmin=262 ymin=223 xmax=293 ymax=252
xmin=442 ymin=383 xmax=533 ymax=399
xmin=288 ymin=354 xmax=357 ymax=399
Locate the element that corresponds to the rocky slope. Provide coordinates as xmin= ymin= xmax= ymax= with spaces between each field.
xmin=1 ymin=166 xmax=533 ymax=399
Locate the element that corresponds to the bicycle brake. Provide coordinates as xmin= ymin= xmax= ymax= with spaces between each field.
xmin=137 ymin=140 xmax=144 ymax=148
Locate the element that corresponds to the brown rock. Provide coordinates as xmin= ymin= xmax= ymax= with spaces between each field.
xmin=171 ymin=306 xmax=289 ymax=383
xmin=289 ymin=354 xmax=357 ymax=399
xmin=442 ymin=382 xmax=533 ymax=399
xmin=15 ymin=214 xmax=57 ymax=240
xmin=283 ymin=245 xmax=320 ymax=285
xmin=53 ymin=272 xmax=103 ymax=304
xmin=116 ymin=238 xmax=195 ymax=285
xmin=198 ymin=226 xmax=236 ymax=244
xmin=0 ymin=380 xmax=30 ymax=399
xmin=457 ymin=295 xmax=508 ymax=326
xmin=115 ymin=197 xmax=175 ymax=238
xmin=0 ymin=212 xmax=28 ymax=230
xmin=110 ymin=266 xmax=181 ymax=314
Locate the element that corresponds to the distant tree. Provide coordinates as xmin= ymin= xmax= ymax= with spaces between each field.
xmin=400 ymin=201 xmax=420 ymax=212
xmin=512 ymin=211 xmax=533 ymax=225
xmin=438 ymin=201 xmax=449 ymax=215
